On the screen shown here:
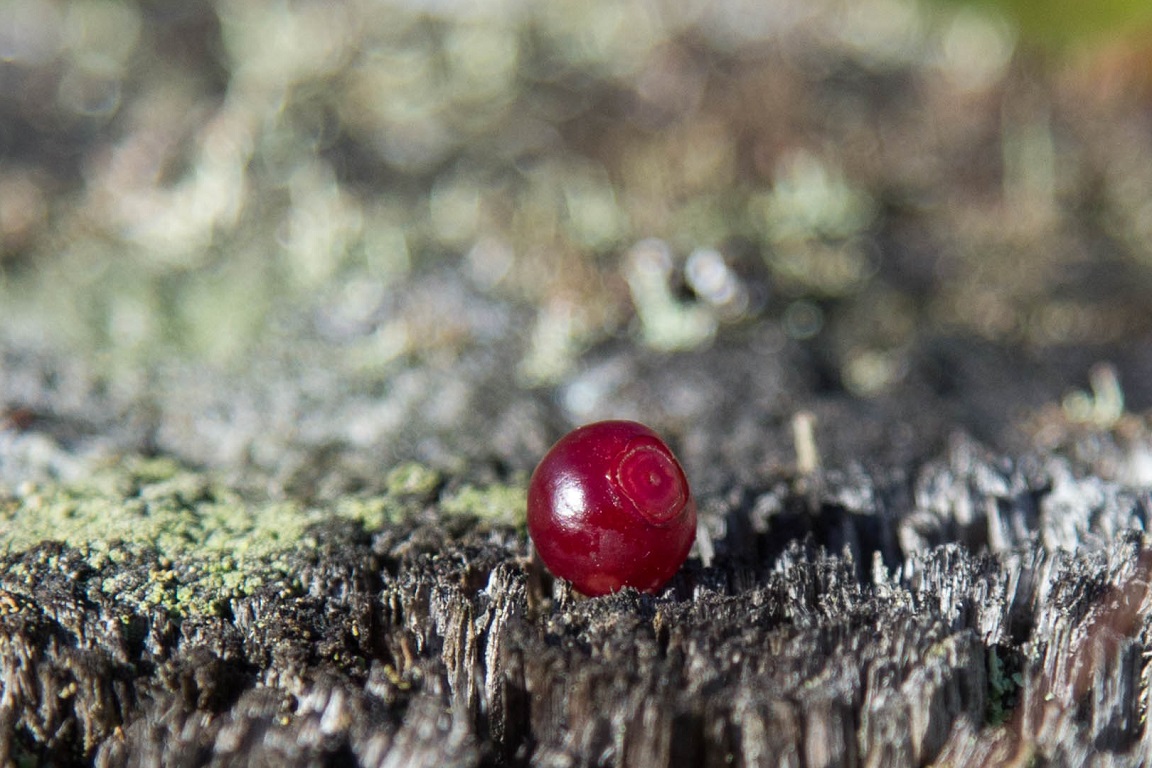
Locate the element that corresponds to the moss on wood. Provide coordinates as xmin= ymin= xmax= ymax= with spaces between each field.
xmin=0 ymin=440 xmax=1149 ymax=766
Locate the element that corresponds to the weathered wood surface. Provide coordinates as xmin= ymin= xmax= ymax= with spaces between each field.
xmin=3 ymin=2 xmax=1152 ymax=766
xmin=1 ymin=431 xmax=1149 ymax=767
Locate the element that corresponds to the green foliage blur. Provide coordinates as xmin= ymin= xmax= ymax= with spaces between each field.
xmin=933 ymin=0 xmax=1152 ymax=48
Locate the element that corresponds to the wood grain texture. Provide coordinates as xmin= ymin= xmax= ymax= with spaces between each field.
xmin=1 ymin=435 xmax=1149 ymax=767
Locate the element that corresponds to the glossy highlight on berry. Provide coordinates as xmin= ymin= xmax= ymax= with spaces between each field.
xmin=527 ymin=420 xmax=697 ymax=596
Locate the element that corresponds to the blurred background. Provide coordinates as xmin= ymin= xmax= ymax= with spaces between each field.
xmin=2 ymin=0 xmax=1152 ymax=498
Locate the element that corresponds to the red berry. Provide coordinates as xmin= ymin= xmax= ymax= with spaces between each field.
xmin=527 ymin=420 xmax=697 ymax=596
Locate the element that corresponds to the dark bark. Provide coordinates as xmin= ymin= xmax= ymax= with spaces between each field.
xmin=1 ymin=435 xmax=1149 ymax=767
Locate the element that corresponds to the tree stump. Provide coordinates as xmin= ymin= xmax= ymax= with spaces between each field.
xmin=1 ymin=415 xmax=1150 ymax=766
xmin=2 ymin=1 xmax=1152 ymax=765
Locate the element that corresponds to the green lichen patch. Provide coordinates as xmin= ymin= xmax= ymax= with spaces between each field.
xmin=0 ymin=457 xmax=493 ymax=618
xmin=440 ymin=481 xmax=528 ymax=529
xmin=385 ymin=462 xmax=443 ymax=499
xmin=985 ymin=645 xmax=1025 ymax=726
